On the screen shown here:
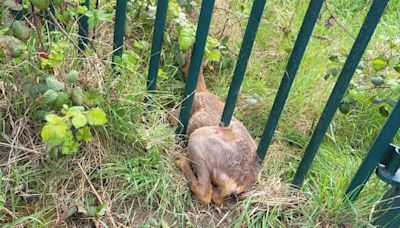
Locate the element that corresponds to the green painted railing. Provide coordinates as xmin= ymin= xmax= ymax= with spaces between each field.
xmin=78 ymin=0 xmax=90 ymax=50
xmin=147 ymin=0 xmax=170 ymax=92
xmin=112 ymin=0 xmax=128 ymax=62
xmin=292 ymin=0 xmax=390 ymax=187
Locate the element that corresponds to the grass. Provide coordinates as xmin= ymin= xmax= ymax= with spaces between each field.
xmin=1 ymin=0 xmax=400 ymax=226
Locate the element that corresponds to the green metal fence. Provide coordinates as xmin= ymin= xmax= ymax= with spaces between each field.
xmin=74 ymin=0 xmax=398 ymax=225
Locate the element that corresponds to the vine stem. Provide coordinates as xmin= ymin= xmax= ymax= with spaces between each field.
xmin=46 ymin=9 xmax=88 ymax=57
xmin=324 ymin=0 xmax=356 ymax=39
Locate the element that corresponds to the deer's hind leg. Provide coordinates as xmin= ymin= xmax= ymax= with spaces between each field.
xmin=176 ymin=156 xmax=212 ymax=205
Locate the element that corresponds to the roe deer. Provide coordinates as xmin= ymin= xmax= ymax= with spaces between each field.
xmin=172 ymin=54 xmax=261 ymax=206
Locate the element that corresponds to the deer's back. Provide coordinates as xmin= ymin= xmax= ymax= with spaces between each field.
xmin=188 ymin=123 xmax=261 ymax=194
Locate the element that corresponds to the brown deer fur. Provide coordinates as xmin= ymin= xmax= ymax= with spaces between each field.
xmin=172 ymin=55 xmax=261 ymax=206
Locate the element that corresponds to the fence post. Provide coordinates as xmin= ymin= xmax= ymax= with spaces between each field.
xmin=78 ymin=0 xmax=90 ymax=50
xmin=292 ymin=0 xmax=389 ymax=187
xmin=255 ymin=0 xmax=323 ymax=161
xmin=147 ymin=0 xmax=169 ymax=92
xmin=373 ymin=186 xmax=400 ymax=227
xmin=176 ymin=0 xmax=215 ymax=135
xmin=112 ymin=0 xmax=128 ymax=62
xmin=345 ymin=100 xmax=400 ymax=200
xmin=219 ymin=0 xmax=267 ymax=127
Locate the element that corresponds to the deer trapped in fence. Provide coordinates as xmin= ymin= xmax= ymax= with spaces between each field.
xmin=170 ymin=54 xmax=261 ymax=206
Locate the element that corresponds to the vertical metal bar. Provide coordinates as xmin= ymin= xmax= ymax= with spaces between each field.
xmin=176 ymin=0 xmax=215 ymax=135
xmin=78 ymin=0 xmax=90 ymax=50
xmin=147 ymin=0 xmax=169 ymax=92
xmin=15 ymin=0 xmax=24 ymax=20
xmin=220 ymin=0 xmax=267 ymax=127
xmin=112 ymin=0 xmax=128 ymax=62
xmin=345 ymin=99 xmax=400 ymax=200
xmin=255 ymin=0 xmax=323 ymax=161
xmin=49 ymin=2 xmax=56 ymax=31
xmin=292 ymin=0 xmax=389 ymax=188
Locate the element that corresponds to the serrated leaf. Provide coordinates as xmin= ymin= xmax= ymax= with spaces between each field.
xmin=45 ymin=114 xmax=64 ymax=124
xmin=42 ymin=89 xmax=58 ymax=104
xmin=388 ymin=57 xmax=400 ymax=68
xmin=41 ymin=125 xmax=54 ymax=141
xmin=179 ymin=36 xmax=195 ymax=51
xmin=86 ymin=108 xmax=107 ymax=126
xmin=64 ymin=70 xmax=79 ymax=84
xmin=69 ymin=106 xmax=85 ymax=112
xmin=207 ymin=49 xmax=221 ymax=62
xmin=61 ymin=131 xmax=79 ymax=154
xmin=72 ymin=113 xmax=87 ymax=129
xmin=54 ymin=122 xmax=70 ymax=138
xmin=77 ymin=126 xmax=92 ymax=142
xmin=372 ymin=59 xmax=387 ymax=71
xmin=83 ymin=90 xmax=105 ymax=107
xmin=46 ymin=77 xmax=65 ymax=91
xmin=54 ymin=92 xmax=70 ymax=108
xmin=72 ymin=87 xmax=84 ymax=105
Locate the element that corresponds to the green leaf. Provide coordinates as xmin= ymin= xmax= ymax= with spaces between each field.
xmin=41 ymin=125 xmax=54 ymax=141
xmin=96 ymin=204 xmax=106 ymax=218
xmin=64 ymin=70 xmax=79 ymax=84
xmin=388 ymin=57 xmax=400 ymax=68
xmin=372 ymin=59 xmax=387 ymax=71
xmin=86 ymin=108 xmax=107 ymax=126
xmin=53 ymin=92 xmax=70 ymax=108
xmin=61 ymin=131 xmax=79 ymax=154
xmin=371 ymin=76 xmax=385 ymax=86
xmin=175 ymin=52 xmax=185 ymax=66
xmin=41 ymin=89 xmax=58 ymax=104
xmin=72 ymin=113 xmax=87 ymax=129
xmin=45 ymin=114 xmax=64 ymax=124
xmin=54 ymin=122 xmax=70 ymax=138
xmin=0 ymin=194 xmax=4 ymax=210
xmin=69 ymin=106 xmax=85 ymax=112
xmin=46 ymin=77 xmax=65 ymax=91
xmin=207 ymin=49 xmax=221 ymax=62
xmin=83 ymin=90 xmax=105 ymax=107
xmin=158 ymin=69 xmax=168 ymax=79
xmin=11 ymin=20 xmax=30 ymax=41
xmin=179 ymin=36 xmax=195 ymax=51
xmin=77 ymin=126 xmax=92 ymax=142
xmin=72 ymin=87 xmax=84 ymax=106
